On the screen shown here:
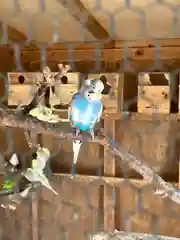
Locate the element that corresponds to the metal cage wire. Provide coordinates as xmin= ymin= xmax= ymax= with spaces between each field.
xmin=0 ymin=0 xmax=180 ymax=240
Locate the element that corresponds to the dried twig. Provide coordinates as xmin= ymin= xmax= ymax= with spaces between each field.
xmin=21 ymin=64 xmax=71 ymax=115
xmin=19 ymin=64 xmax=71 ymax=151
xmin=0 ymin=106 xmax=180 ymax=205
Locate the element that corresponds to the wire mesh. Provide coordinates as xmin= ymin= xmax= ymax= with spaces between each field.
xmin=0 ymin=0 xmax=180 ymax=240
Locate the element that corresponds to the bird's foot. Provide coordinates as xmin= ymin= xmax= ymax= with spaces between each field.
xmin=88 ymin=129 xmax=95 ymax=140
xmin=71 ymin=162 xmax=76 ymax=179
xmin=153 ymin=189 xmax=167 ymax=198
xmin=73 ymin=127 xmax=81 ymax=137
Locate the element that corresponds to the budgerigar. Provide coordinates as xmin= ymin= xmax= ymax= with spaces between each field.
xmin=79 ymin=78 xmax=101 ymax=93
xmin=28 ymin=104 xmax=61 ymax=123
xmin=68 ymin=79 xmax=104 ymax=164
xmin=23 ymin=146 xmax=58 ymax=195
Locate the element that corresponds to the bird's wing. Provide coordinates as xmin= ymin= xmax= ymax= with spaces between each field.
xmin=88 ymin=101 xmax=103 ymax=129
xmin=68 ymin=93 xmax=78 ymax=127
xmin=96 ymin=102 xmax=103 ymax=123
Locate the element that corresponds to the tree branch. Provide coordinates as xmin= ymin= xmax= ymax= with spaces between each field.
xmin=1 ymin=63 xmax=180 ymax=206
xmin=0 ymin=105 xmax=180 ymax=205
xmin=22 ymin=64 xmax=70 ymax=115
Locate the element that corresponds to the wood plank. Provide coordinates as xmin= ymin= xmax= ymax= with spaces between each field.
xmin=115 ymin=38 xmax=180 ymax=48
xmin=123 ymin=73 xmax=138 ymax=112
xmin=0 ymin=22 xmax=37 ymax=50
xmin=7 ymin=72 xmax=42 ymax=106
xmin=137 ymin=86 xmax=170 ymax=114
xmin=2 ymin=40 xmax=180 ymax=72
xmin=32 ymin=192 xmax=39 ymax=240
xmin=104 ymin=119 xmax=116 ymax=231
xmin=20 ymin=46 xmax=180 ymax=63
xmin=7 ymin=72 xmax=43 ymax=85
xmin=25 ymin=59 xmax=180 ymax=73
xmin=58 ymin=0 xmax=113 ymax=46
xmin=47 ymin=42 xmax=114 ymax=50
xmin=28 ymin=39 xmax=180 ymax=50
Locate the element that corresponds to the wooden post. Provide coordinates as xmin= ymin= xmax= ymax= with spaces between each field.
xmin=168 ymin=73 xmax=180 ymax=186
xmin=103 ymin=118 xmax=116 ymax=231
xmin=32 ymin=192 xmax=39 ymax=240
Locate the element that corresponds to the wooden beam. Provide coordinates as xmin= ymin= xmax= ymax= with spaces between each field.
xmin=20 ymin=46 xmax=180 ymax=63
xmin=2 ymin=39 xmax=180 ymax=72
xmin=0 ymin=22 xmax=37 ymax=50
xmin=58 ymin=0 xmax=113 ymax=46
xmin=115 ymin=38 xmax=180 ymax=48
xmin=24 ymin=59 xmax=180 ymax=73
xmin=36 ymin=38 xmax=180 ymax=50
xmin=31 ymin=192 xmax=39 ymax=240
xmin=104 ymin=119 xmax=116 ymax=232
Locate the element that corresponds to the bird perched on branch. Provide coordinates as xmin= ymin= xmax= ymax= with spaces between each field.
xmin=0 ymin=147 xmax=57 ymax=210
xmin=68 ymin=78 xmax=104 ymax=165
xmin=28 ymin=104 xmax=62 ymax=123
xmin=23 ymin=145 xmax=57 ymax=195
xmin=79 ymin=78 xmax=99 ymax=92
xmin=1 ymin=153 xmax=20 ymax=194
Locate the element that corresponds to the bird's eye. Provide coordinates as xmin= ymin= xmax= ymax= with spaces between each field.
xmin=32 ymin=152 xmax=37 ymax=158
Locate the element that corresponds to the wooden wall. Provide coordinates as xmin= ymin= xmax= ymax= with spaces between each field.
xmin=1 ymin=176 xmax=180 ymax=239
xmin=0 ymin=71 xmax=180 ymax=239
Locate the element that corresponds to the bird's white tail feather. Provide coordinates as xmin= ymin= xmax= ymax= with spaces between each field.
xmin=73 ymin=140 xmax=82 ymax=164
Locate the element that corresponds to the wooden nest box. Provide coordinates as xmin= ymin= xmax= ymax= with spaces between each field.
xmin=7 ymin=72 xmax=79 ymax=110
xmin=1 ymin=0 xmax=180 ymax=237
xmin=7 ymin=72 xmax=42 ymax=107
xmin=138 ymin=73 xmax=170 ymax=113
xmin=88 ymin=73 xmax=122 ymax=114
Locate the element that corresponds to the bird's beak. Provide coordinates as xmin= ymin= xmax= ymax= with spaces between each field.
xmin=31 ymin=159 xmax=37 ymax=168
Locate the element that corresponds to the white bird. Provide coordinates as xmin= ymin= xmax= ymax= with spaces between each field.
xmin=23 ymin=146 xmax=58 ymax=195
xmin=28 ymin=104 xmax=61 ymax=123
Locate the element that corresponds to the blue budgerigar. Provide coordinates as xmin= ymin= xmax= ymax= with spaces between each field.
xmin=68 ymin=79 xmax=104 ymax=164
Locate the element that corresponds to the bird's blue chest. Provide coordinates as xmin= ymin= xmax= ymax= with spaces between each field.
xmin=75 ymin=97 xmax=90 ymax=111
xmin=71 ymin=94 xmax=102 ymax=131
